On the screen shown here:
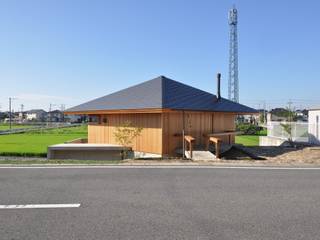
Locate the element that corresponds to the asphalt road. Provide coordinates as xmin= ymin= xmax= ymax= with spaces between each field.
xmin=1 ymin=167 xmax=320 ymax=240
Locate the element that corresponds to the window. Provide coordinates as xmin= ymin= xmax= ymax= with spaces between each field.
xmin=102 ymin=116 xmax=108 ymax=124
xmin=88 ymin=115 xmax=101 ymax=124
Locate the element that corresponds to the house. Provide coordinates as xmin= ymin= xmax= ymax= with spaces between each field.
xmin=26 ymin=109 xmax=47 ymax=122
xmin=65 ymin=75 xmax=257 ymax=157
xmin=308 ymin=108 xmax=320 ymax=145
xmin=65 ymin=114 xmax=86 ymax=123
xmin=47 ymin=110 xmax=64 ymax=122
xmin=0 ymin=112 xmax=9 ymax=121
xmin=267 ymin=108 xmax=288 ymax=122
xmin=295 ymin=109 xmax=308 ymax=122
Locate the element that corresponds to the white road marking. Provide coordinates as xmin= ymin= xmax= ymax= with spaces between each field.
xmin=0 ymin=203 xmax=81 ymax=209
xmin=0 ymin=165 xmax=319 ymax=170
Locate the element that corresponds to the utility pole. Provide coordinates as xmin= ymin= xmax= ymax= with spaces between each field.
xmin=263 ymin=101 xmax=267 ymax=124
xmin=47 ymin=103 xmax=57 ymax=127
xmin=9 ymin=97 xmax=16 ymax=131
xmin=60 ymin=104 xmax=65 ymax=122
xmin=20 ymin=104 xmax=24 ymax=123
xmin=287 ymin=99 xmax=293 ymax=122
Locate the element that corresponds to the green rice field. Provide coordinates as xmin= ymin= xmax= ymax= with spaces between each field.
xmin=0 ymin=125 xmax=87 ymax=157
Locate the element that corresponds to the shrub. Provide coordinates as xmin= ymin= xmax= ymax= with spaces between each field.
xmin=236 ymin=123 xmax=263 ymax=135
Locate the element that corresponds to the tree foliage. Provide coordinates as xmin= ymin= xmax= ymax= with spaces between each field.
xmin=280 ymin=105 xmax=295 ymax=145
xmin=113 ymin=121 xmax=143 ymax=147
xmin=280 ymin=122 xmax=293 ymax=143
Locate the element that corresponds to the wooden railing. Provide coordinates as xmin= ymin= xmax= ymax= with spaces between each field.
xmin=184 ymin=135 xmax=195 ymax=159
xmin=206 ymin=136 xmax=221 ymax=158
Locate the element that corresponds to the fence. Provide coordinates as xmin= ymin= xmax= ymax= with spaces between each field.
xmin=266 ymin=121 xmax=311 ymax=143
xmin=0 ymin=123 xmax=82 ymax=135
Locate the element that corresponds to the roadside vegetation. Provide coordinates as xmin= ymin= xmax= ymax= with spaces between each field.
xmin=0 ymin=125 xmax=87 ymax=157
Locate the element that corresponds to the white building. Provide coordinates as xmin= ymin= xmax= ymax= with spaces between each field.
xmin=308 ymin=109 xmax=320 ymax=145
xmin=25 ymin=109 xmax=47 ymax=122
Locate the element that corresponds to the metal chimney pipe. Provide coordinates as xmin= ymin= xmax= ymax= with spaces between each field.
xmin=217 ymin=73 xmax=221 ymax=100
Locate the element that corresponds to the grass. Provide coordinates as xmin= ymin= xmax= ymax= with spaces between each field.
xmin=235 ymin=135 xmax=260 ymax=146
xmin=235 ymin=128 xmax=267 ymax=146
xmin=0 ymin=125 xmax=88 ymax=156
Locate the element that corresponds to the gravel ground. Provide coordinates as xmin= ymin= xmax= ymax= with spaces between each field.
xmin=246 ymin=146 xmax=320 ymax=164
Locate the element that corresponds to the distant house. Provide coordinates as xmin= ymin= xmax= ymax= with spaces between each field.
xmin=308 ymin=108 xmax=320 ymax=145
xmin=295 ymin=109 xmax=308 ymax=122
xmin=267 ymin=113 xmax=287 ymax=122
xmin=26 ymin=109 xmax=47 ymax=122
xmin=47 ymin=110 xmax=64 ymax=122
xmin=0 ymin=112 xmax=8 ymax=121
xmin=65 ymin=76 xmax=257 ymax=157
xmin=267 ymin=108 xmax=288 ymax=122
xmin=65 ymin=114 xmax=84 ymax=123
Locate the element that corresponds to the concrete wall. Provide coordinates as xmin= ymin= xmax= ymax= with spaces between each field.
xmin=259 ymin=136 xmax=286 ymax=146
xmin=48 ymin=149 xmax=123 ymax=160
xmin=308 ymin=110 xmax=320 ymax=145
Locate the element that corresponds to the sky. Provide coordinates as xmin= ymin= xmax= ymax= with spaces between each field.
xmin=0 ymin=0 xmax=319 ymax=112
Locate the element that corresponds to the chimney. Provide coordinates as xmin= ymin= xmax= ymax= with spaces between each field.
xmin=217 ymin=73 xmax=221 ymax=100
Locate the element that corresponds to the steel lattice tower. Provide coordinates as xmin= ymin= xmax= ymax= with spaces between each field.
xmin=228 ymin=6 xmax=239 ymax=103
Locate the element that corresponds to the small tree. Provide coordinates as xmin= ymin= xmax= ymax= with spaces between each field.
xmin=113 ymin=121 xmax=143 ymax=158
xmin=280 ymin=122 xmax=293 ymax=144
xmin=280 ymin=105 xmax=295 ymax=146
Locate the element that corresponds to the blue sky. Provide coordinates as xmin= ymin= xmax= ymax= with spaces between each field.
xmin=0 ymin=0 xmax=319 ymax=112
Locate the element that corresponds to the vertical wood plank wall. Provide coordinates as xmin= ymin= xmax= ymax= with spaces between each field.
xmin=88 ymin=113 xmax=162 ymax=154
xmin=88 ymin=111 xmax=236 ymax=156
xmin=162 ymin=111 xmax=236 ymax=156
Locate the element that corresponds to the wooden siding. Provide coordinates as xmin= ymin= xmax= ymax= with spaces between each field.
xmin=162 ymin=111 xmax=236 ymax=155
xmin=88 ymin=113 xmax=162 ymax=154
xmin=87 ymin=111 xmax=236 ymax=156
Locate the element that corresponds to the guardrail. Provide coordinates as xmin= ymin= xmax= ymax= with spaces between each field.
xmin=0 ymin=123 xmax=83 ymax=135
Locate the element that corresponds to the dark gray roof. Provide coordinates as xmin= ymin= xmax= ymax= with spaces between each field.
xmin=66 ymin=76 xmax=257 ymax=113
xmin=27 ymin=109 xmax=47 ymax=114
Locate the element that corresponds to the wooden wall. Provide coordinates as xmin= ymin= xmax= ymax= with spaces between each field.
xmin=87 ymin=111 xmax=236 ymax=156
xmin=162 ymin=111 xmax=236 ymax=156
xmin=88 ymin=113 xmax=162 ymax=154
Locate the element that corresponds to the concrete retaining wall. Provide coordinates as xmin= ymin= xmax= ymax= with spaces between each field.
xmin=259 ymin=136 xmax=286 ymax=146
xmin=47 ymin=144 xmax=131 ymax=160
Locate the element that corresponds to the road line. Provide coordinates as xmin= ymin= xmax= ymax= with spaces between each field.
xmin=0 ymin=165 xmax=320 ymax=170
xmin=0 ymin=203 xmax=81 ymax=209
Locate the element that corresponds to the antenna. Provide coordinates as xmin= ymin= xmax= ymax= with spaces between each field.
xmin=228 ymin=5 xmax=239 ymax=103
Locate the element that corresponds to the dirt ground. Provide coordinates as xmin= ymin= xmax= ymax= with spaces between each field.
xmin=244 ymin=146 xmax=320 ymax=164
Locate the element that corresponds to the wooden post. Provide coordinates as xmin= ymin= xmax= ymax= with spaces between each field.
xmin=208 ymin=136 xmax=221 ymax=159
xmin=182 ymin=129 xmax=185 ymax=159
xmin=184 ymin=135 xmax=195 ymax=159
xmin=216 ymin=140 xmax=221 ymax=159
